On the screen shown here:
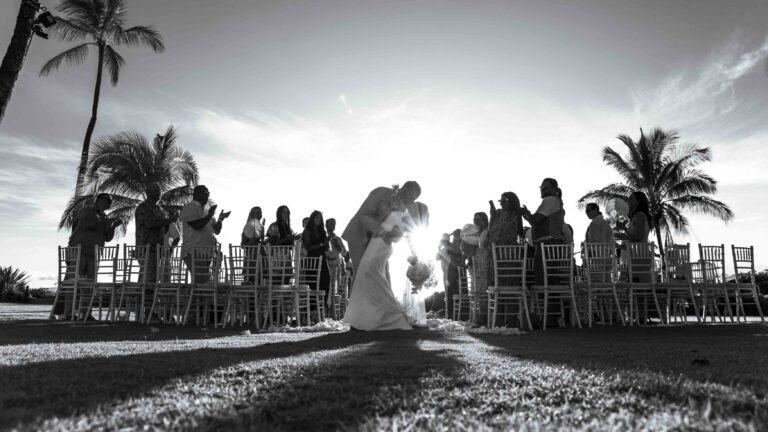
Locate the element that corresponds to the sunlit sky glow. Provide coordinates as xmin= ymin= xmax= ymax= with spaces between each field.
xmin=2 ymin=0 xmax=768 ymax=287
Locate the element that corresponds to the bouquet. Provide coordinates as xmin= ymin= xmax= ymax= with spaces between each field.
xmin=406 ymin=256 xmax=437 ymax=294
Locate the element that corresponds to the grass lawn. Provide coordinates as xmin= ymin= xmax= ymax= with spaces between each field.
xmin=1 ymin=303 xmax=767 ymax=431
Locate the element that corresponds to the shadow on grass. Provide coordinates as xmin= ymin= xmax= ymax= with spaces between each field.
xmin=470 ymin=324 xmax=768 ymax=425
xmin=0 ymin=331 xmax=361 ymax=429
xmin=201 ymin=330 xmax=466 ymax=430
xmin=1 ymin=329 xmax=466 ymax=431
xmin=0 ymin=319 xmax=249 ymax=346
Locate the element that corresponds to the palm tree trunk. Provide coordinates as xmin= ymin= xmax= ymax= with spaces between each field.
xmin=75 ymin=43 xmax=104 ymax=195
xmin=0 ymin=0 xmax=39 ymax=125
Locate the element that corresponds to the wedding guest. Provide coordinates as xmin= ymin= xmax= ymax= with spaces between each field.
xmin=437 ymin=230 xmax=462 ymax=319
xmin=615 ymin=192 xmax=650 ymax=243
xmin=69 ymin=193 xmax=122 ymax=279
xmin=55 ymin=193 xmax=121 ymax=319
xmin=488 ymin=192 xmax=524 ymax=246
xmin=302 ymin=217 xmax=309 ymax=229
xmin=325 ymin=218 xmax=349 ymax=294
xmin=164 ymin=219 xmax=181 ymax=249
xmin=266 ymin=205 xmax=299 ymax=246
xmin=180 ymin=185 xmax=229 ymax=283
xmin=474 ymin=212 xmax=490 ymax=260
xmin=584 ymin=203 xmax=614 ymax=244
xmin=135 ymin=183 xmax=177 ymax=283
xmin=241 ymin=206 xmax=265 ymax=283
xmin=521 ymin=178 xmax=567 ymax=285
xmin=303 ymin=210 xmax=331 ymax=308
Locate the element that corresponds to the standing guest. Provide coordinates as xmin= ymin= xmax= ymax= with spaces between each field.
xmin=135 ymin=183 xmax=177 ymax=283
xmin=584 ymin=203 xmax=615 ymax=245
xmin=615 ymin=192 xmax=650 ymax=243
xmin=70 ymin=193 xmax=122 ymax=279
xmin=266 ymin=205 xmax=298 ymax=246
xmin=342 ymin=181 xmax=421 ymax=277
xmin=241 ymin=206 xmax=265 ymax=283
xmin=302 ymin=217 xmax=309 ymax=229
xmin=474 ymin=212 xmax=490 ymax=261
xmin=164 ymin=219 xmax=181 ymax=249
xmin=241 ymin=206 xmax=265 ymax=246
xmin=522 ymin=178 xmax=567 ymax=285
xmin=488 ymin=192 xmax=524 ymax=246
xmin=303 ymin=210 xmax=331 ymax=308
xmin=325 ymin=218 xmax=350 ymax=297
xmin=180 ymin=185 xmax=229 ymax=283
xmin=55 ymin=193 xmax=122 ymax=319
xmin=437 ymin=230 xmax=462 ymax=319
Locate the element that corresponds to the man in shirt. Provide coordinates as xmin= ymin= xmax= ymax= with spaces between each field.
xmin=521 ymin=178 xmax=567 ymax=286
xmin=135 ymin=183 xmax=177 ymax=283
xmin=180 ymin=185 xmax=229 ymax=283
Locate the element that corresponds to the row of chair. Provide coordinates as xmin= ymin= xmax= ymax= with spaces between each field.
xmin=452 ymin=242 xmax=765 ymax=330
xmin=51 ymin=242 xmax=350 ymax=327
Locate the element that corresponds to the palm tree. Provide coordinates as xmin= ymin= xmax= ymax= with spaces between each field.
xmin=0 ymin=266 xmax=30 ymax=300
xmin=578 ymin=128 xmax=733 ymax=268
xmin=40 ymin=0 xmax=164 ymax=194
xmin=0 ymin=0 xmax=40 ymax=124
xmin=59 ymin=125 xmax=198 ymax=235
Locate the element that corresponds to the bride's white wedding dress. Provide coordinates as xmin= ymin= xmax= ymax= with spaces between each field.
xmin=343 ymin=211 xmax=414 ymax=331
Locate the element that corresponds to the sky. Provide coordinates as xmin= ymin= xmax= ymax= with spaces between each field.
xmin=1 ymin=0 xmax=768 ymax=288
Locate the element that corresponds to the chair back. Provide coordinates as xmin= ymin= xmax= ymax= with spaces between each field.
xmin=187 ymin=246 xmax=221 ymax=286
xmin=298 ymin=256 xmax=322 ymax=290
xmin=157 ymin=245 xmax=186 ymax=284
xmin=540 ymin=243 xmax=574 ymax=288
xmin=624 ymin=242 xmax=656 ymax=286
xmin=492 ymin=244 xmax=527 ymax=288
xmin=698 ymin=244 xmax=726 ymax=284
xmin=664 ymin=243 xmax=692 ymax=282
xmin=265 ymin=244 xmax=298 ymax=287
xmin=58 ymin=245 xmax=81 ymax=284
xmin=731 ymin=245 xmax=756 ymax=284
xmin=94 ymin=245 xmax=120 ymax=284
xmin=228 ymin=244 xmax=262 ymax=286
xmin=471 ymin=257 xmax=488 ymax=293
xmin=458 ymin=266 xmax=471 ymax=296
xmin=122 ymin=244 xmax=150 ymax=284
xmin=583 ymin=242 xmax=616 ymax=285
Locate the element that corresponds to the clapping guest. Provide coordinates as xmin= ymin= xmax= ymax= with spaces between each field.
xmin=488 ymin=192 xmax=524 ymax=246
xmin=303 ymin=210 xmax=331 ymax=308
xmin=266 ymin=205 xmax=298 ymax=246
xmin=180 ymin=185 xmax=230 ymax=283
xmin=55 ymin=193 xmax=121 ymax=319
xmin=521 ymin=178 xmax=567 ymax=286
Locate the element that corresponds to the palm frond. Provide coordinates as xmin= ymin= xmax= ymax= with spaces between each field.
xmin=577 ymin=184 xmax=632 ymax=208
xmin=669 ymin=195 xmax=734 ymax=222
xmin=102 ymin=45 xmax=125 ymax=86
xmin=57 ymin=0 xmax=100 ymax=29
xmin=601 ymin=146 xmax=641 ymax=187
xmin=665 ymin=170 xmax=718 ymax=199
xmin=58 ymin=193 xmax=97 ymax=231
xmin=115 ymin=25 xmax=165 ymax=52
xmin=48 ymin=17 xmax=94 ymax=42
xmin=39 ymin=43 xmax=91 ymax=76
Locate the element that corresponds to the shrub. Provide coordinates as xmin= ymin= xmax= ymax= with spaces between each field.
xmin=0 ymin=266 xmax=31 ymax=302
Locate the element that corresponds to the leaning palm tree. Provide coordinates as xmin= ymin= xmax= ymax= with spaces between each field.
xmin=59 ymin=125 xmax=198 ymax=235
xmin=0 ymin=0 xmax=40 ymax=124
xmin=578 ymin=128 xmax=733 ymax=268
xmin=40 ymin=0 xmax=164 ymax=194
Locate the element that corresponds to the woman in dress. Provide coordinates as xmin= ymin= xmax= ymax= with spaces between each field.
xmin=343 ymin=209 xmax=414 ymax=331
xmin=302 ymin=210 xmax=331 ymax=307
xmin=241 ymin=206 xmax=264 ymax=283
xmin=616 ymin=191 xmax=652 ymax=283
xmin=266 ymin=205 xmax=296 ymax=246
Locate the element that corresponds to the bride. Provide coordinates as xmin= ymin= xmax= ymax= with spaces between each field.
xmin=343 ymin=204 xmax=427 ymax=331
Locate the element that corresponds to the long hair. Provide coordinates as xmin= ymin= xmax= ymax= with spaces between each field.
xmin=629 ymin=191 xmax=651 ymax=222
xmin=275 ymin=205 xmax=291 ymax=237
xmin=307 ymin=210 xmax=327 ymax=238
xmin=246 ymin=206 xmax=261 ymax=223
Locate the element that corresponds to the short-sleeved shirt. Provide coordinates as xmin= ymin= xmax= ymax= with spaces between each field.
xmin=586 ymin=214 xmax=615 ymax=244
xmin=135 ymin=200 xmax=169 ymax=246
xmin=180 ymin=201 xmax=216 ymax=257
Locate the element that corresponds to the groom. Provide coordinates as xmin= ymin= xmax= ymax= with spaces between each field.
xmin=342 ymin=181 xmax=421 ymax=278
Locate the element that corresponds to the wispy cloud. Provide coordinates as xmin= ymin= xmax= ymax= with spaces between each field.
xmin=339 ymin=94 xmax=353 ymax=115
xmin=632 ymin=35 xmax=768 ymax=132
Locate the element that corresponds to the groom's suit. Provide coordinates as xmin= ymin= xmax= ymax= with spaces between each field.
xmin=342 ymin=186 xmax=395 ymax=276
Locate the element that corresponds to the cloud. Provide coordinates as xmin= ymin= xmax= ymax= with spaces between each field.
xmin=631 ymin=35 xmax=768 ymax=132
xmin=339 ymin=94 xmax=353 ymax=115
